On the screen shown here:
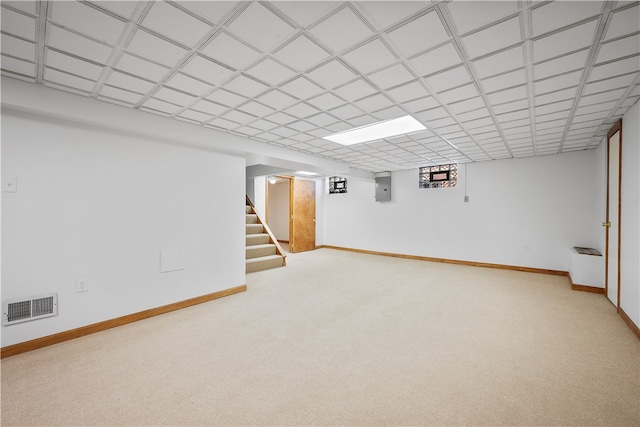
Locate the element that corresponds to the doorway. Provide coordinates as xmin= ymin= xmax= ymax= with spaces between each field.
xmin=604 ymin=120 xmax=622 ymax=308
xmin=266 ymin=176 xmax=317 ymax=254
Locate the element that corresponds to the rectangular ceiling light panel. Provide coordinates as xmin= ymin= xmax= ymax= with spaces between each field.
xmin=323 ymin=115 xmax=426 ymax=145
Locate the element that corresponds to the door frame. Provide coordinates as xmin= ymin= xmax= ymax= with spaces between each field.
xmin=604 ymin=119 xmax=622 ymax=310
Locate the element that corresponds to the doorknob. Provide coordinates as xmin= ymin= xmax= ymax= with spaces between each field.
xmin=602 ymin=222 xmax=611 ymax=227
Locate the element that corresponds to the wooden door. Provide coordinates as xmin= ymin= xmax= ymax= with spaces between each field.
xmin=290 ymin=179 xmax=316 ymax=253
xmin=604 ymin=120 xmax=622 ymax=308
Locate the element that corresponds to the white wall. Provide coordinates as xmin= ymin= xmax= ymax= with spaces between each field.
xmin=620 ymin=100 xmax=640 ymax=327
xmin=323 ymin=150 xmax=602 ymax=272
xmin=267 ymin=180 xmax=290 ymax=241
xmin=1 ymin=111 xmax=245 ymax=347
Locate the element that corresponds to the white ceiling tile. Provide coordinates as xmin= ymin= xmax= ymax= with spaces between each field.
xmin=2 ymin=1 xmax=37 ymax=15
xmin=367 ymin=63 xmax=414 ymax=89
xmin=287 ymin=120 xmax=316 ymax=132
xmin=283 ymin=102 xmax=320 ymax=118
xmin=533 ymin=20 xmax=598 ymax=62
xmin=105 ymin=71 xmax=155 ymax=93
xmin=92 ymin=1 xmax=140 ymax=20
xmin=227 ymin=2 xmax=295 ymax=52
xmin=48 ymin=26 xmax=113 ymax=64
xmin=472 ymin=45 xmax=525 ymax=80
xmin=583 ymin=73 xmax=639 ymax=95
xmin=425 ymin=65 xmax=471 ymax=92
xmin=356 ymin=1 xmax=427 ymax=30
xmin=342 ymin=38 xmax=397 ymax=74
xmin=271 ymin=1 xmax=339 ymax=27
xmin=409 ymin=42 xmax=462 ymax=77
xmin=222 ymin=109 xmax=258 ymax=124
xmin=386 ymin=80 xmax=429 ymax=103
xmin=578 ymin=87 xmax=626 ymax=105
xmin=207 ymin=117 xmax=240 ymax=130
xmin=353 ymin=93 xmax=394 ymax=112
xmin=127 ymin=29 xmax=188 ymax=68
xmin=486 ymin=85 xmax=527 ymax=104
xmin=99 ymin=85 xmax=144 ymax=104
xmin=270 ymin=126 xmax=299 ymax=138
xmin=447 ymin=1 xmax=519 ymax=34
xmin=496 ymin=109 xmax=529 ymax=123
xmin=329 ymin=103 xmax=365 ymax=120
xmin=481 ymin=69 xmax=526 ymax=93
xmin=306 ymin=112 xmax=339 ymax=126
xmin=238 ymin=101 xmax=275 ymax=117
xmin=456 ymin=107 xmax=490 ymax=122
xmin=535 ymin=99 xmax=574 ymax=115
xmin=201 ymin=32 xmax=261 ymax=70
xmin=387 ymin=11 xmax=449 ymax=57
xmin=372 ymin=105 xmax=407 ymax=120
xmin=1 ymin=34 xmax=35 ymax=61
xmin=153 ymin=86 xmax=196 ymax=106
xmin=438 ymin=83 xmax=479 ymax=104
xmin=235 ymin=126 xmax=266 ymax=137
xmin=44 ymin=81 xmax=90 ymax=96
xmin=50 ymin=1 xmax=126 ymax=45
xmin=575 ymin=100 xmax=617 ymax=116
xmin=589 ymin=56 xmax=640 ymax=81
xmin=534 ymin=49 xmax=589 ymax=80
xmin=46 ymin=49 xmax=104 ymax=80
xmin=310 ymin=6 xmax=374 ymax=52
xmin=224 ymin=74 xmax=269 ymax=97
xmin=142 ymin=1 xmax=212 ymax=47
xmin=604 ymin=4 xmax=640 ymax=41
xmin=179 ymin=1 xmax=240 ymax=25
xmin=249 ymin=119 xmax=278 ymax=131
xmin=44 ymin=68 xmax=95 ymax=92
xmin=596 ymin=34 xmax=640 ymax=64
xmin=256 ymin=90 xmax=299 ymax=109
xmin=403 ymin=96 xmax=440 ymax=113
xmin=501 ymin=118 xmax=530 ymax=129
xmin=1 ymin=8 xmax=36 ymax=41
xmin=415 ymin=107 xmax=449 ymax=122
xmin=536 ymin=119 xmax=567 ymax=130
xmin=534 ymin=87 xmax=578 ymax=105
xmin=333 ymin=78 xmax=377 ymax=101
xmin=245 ymin=58 xmax=296 ymax=86
xmin=205 ymin=88 xmax=247 ymax=107
xmin=448 ymin=97 xmax=487 ymax=114
xmin=280 ymin=76 xmax=324 ymax=99
xmin=265 ymin=111 xmax=297 ymax=125
xmin=180 ymin=110 xmax=213 ymax=123
xmin=164 ymin=73 xmax=213 ymax=96
xmin=180 ymin=55 xmax=234 ymax=85
xmin=191 ymin=99 xmax=229 ymax=115
xmin=534 ymin=70 xmax=583 ymax=95
xmin=116 ymin=52 xmax=170 ymax=81
xmin=307 ymin=59 xmax=357 ymax=89
xmin=273 ymin=35 xmax=330 ymax=71
xmin=142 ymin=97 xmax=182 ymax=115
xmin=532 ymin=1 xmax=603 ymax=37
xmin=463 ymin=116 xmax=495 ymax=129
xmin=462 ymin=17 xmax=521 ymax=59
xmin=307 ymin=92 xmax=345 ymax=110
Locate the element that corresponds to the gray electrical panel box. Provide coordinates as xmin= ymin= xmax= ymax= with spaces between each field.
xmin=375 ymin=176 xmax=391 ymax=202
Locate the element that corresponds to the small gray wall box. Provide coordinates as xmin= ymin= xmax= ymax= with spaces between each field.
xmin=375 ymin=173 xmax=391 ymax=202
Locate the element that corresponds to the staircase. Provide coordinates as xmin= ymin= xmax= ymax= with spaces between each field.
xmin=246 ymin=196 xmax=286 ymax=273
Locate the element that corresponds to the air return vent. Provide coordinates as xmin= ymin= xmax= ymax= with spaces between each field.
xmin=3 ymin=293 xmax=58 ymax=326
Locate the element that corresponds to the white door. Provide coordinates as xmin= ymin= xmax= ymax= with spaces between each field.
xmin=605 ymin=122 xmax=622 ymax=307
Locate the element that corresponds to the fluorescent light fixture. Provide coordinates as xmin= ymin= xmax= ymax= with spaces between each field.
xmin=296 ymin=171 xmax=318 ymax=176
xmin=322 ymin=115 xmax=427 ymax=146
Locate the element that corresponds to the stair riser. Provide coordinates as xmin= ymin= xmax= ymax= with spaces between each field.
xmin=246 ymin=214 xmax=258 ymax=224
xmin=246 ymin=257 xmax=284 ymax=273
xmin=245 ymin=206 xmax=252 ymax=214
xmin=246 ymin=246 xmax=277 ymax=259
xmin=246 ymin=234 xmax=270 ymax=245
xmin=246 ymin=224 xmax=264 ymax=234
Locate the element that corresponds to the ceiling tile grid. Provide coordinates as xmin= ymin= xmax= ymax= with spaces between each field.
xmin=1 ymin=0 xmax=639 ymax=173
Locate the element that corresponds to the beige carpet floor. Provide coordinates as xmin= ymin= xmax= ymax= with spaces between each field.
xmin=2 ymin=247 xmax=639 ymax=426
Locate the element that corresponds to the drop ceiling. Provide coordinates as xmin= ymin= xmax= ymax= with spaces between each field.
xmin=1 ymin=0 xmax=639 ymax=173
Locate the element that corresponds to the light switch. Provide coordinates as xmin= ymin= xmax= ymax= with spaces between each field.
xmin=2 ymin=177 xmax=17 ymax=193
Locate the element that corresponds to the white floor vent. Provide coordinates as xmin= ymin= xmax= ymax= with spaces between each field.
xmin=3 ymin=293 xmax=58 ymax=326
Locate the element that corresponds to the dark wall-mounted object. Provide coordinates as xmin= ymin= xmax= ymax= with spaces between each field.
xmin=329 ymin=176 xmax=347 ymax=194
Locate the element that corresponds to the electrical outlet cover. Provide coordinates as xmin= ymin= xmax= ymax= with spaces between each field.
xmin=2 ymin=177 xmax=17 ymax=193
xmin=76 ymin=278 xmax=88 ymax=293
